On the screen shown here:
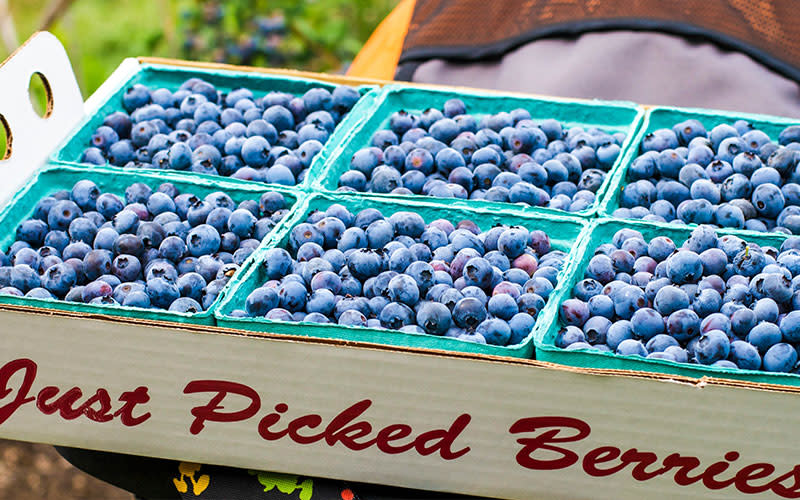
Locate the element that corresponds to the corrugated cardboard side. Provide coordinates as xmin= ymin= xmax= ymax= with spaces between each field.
xmin=1 ymin=304 xmax=800 ymax=500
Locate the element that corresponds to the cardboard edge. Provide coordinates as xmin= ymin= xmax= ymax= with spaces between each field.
xmin=3 ymin=300 xmax=800 ymax=396
xmin=137 ymin=57 xmax=391 ymax=87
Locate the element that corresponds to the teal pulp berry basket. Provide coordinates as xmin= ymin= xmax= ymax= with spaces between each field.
xmin=0 ymin=163 xmax=305 ymax=325
xmin=215 ymin=192 xmax=588 ymax=358
xmin=532 ymin=216 xmax=800 ymax=386
xmin=50 ymin=62 xmax=381 ymax=192
xmin=310 ymin=83 xmax=645 ymax=219
xmin=597 ymin=105 xmax=800 ymax=240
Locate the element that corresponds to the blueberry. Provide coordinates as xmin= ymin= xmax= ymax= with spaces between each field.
xmin=556 ymin=325 xmax=585 ymax=348
xmin=452 ymin=297 xmax=487 ymax=329
xmin=122 ymin=290 xmax=151 ymax=308
xmin=462 ymin=257 xmax=493 ymax=289
xmin=16 ymin=219 xmax=48 ymax=247
xmin=386 ymin=274 xmax=420 ymax=306
xmin=406 ymin=261 xmax=435 ymax=293
xmin=763 ymin=343 xmax=798 ymax=372
xmin=587 ymin=293 xmax=614 ymax=319
xmin=277 ymin=280 xmax=307 ymax=312
xmin=502 ymin=312 xmax=534 ymax=344
xmin=245 ymin=287 xmax=280 ymax=317
xmin=560 ymin=298 xmax=589 ymax=326
xmin=727 ymin=340 xmax=761 ymax=370
xmin=601 ymin=319 xmax=633 ymax=350
xmin=123 ymin=84 xmax=151 ymax=112
xmin=616 ymin=339 xmax=647 ymax=357
xmin=654 ymin=285 xmax=690 ymax=316
xmin=613 ymin=285 xmax=647 ymax=320
xmin=82 ymin=279 xmax=113 ymax=303
xmin=779 ymin=311 xmax=800 ymax=342
xmin=306 ymin=289 xmax=336 ymax=316
xmin=630 ymin=307 xmax=665 ymax=341
xmin=169 ymin=297 xmax=203 ymax=313
xmin=583 ymin=316 xmax=612 ymax=344
xmin=752 ymin=184 xmax=785 ymax=218
xmin=747 ymin=322 xmax=783 ymax=354
xmin=666 ymin=251 xmax=703 ymax=285
xmin=488 ymin=293 xmax=519 ymax=320
xmin=475 ymin=318 xmax=511 ymax=345
xmin=48 ymin=200 xmax=83 ymax=232
xmin=338 ymin=309 xmax=368 ymax=327
xmin=693 ymin=288 xmax=722 ymax=318
xmin=646 ymin=334 xmax=680 ymax=353
xmin=41 ymin=263 xmax=77 ymax=297
xmin=662 ymin=308 xmax=699 ymax=342
xmin=379 ymin=302 xmax=414 ymax=329
xmin=416 ymin=302 xmax=452 ymax=335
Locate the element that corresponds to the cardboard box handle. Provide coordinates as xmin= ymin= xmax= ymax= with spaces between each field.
xmin=0 ymin=31 xmax=84 ymax=205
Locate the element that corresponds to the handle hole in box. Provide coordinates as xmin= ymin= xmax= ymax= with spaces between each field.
xmin=0 ymin=114 xmax=11 ymax=160
xmin=28 ymin=72 xmax=53 ymax=119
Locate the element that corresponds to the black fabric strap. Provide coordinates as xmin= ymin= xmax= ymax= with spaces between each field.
xmin=394 ymin=61 xmax=422 ymax=82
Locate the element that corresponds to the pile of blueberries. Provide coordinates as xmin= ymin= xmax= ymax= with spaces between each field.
xmin=336 ymin=98 xmax=626 ymax=212
xmin=233 ymin=204 xmax=565 ymax=346
xmin=615 ymin=119 xmax=800 ymax=234
xmin=0 ymin=179 xmax=289 ymax=313
xmin=557 ymin=224 xmax=800 ymax=373
xmin=81 ymin=77 xmax=361 ymax=186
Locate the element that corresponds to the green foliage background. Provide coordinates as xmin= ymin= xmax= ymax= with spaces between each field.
xmin=0 ymin=0 xmax=396 ymax=156
xmin=3 ymin=0 xmax=397 ymax=97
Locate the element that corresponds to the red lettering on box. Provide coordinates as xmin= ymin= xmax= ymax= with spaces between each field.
xmin=662 ymin=453 xmax=704 ymax=486
xmin=620 ymin=449 xmax=670 ymax=481
xmin=582 ymin=446 xmax=624 ymax=477
xmin=0 ymin=358 xmax=149 ymax=427
xmin=0 ymin=358 xmax=36 ymax=425
xmin=79 ymin=389 xmax=114 ymax=423
xmin=324 ymin=400 xmax=376 ymax=451
xmin=376 ymin=424 xmax=415 ymax=454
xmin=286 ymin=414 xmax=325 ymax=444
xmin=768 ymin=465 xmax=800 ymax=498
xmin=185 ymin=383 xmax=471 ymax=461
xmin=509 ymin=415 xmax=800 ymax=498
xmin=509 ymin=416 xmax=591 ymax=470
xmin=735 ymin=463 xmax=777 ymax=494
xmin=258 ymin=404 xmax=290 ymax=440
xmin=37 ymin=386 xmax=88 ymax=419
xmin=183 ymin=380 xmax=261 ymax=434
xmin=114 ymin=386 xmax=152 ymax=427
xmin=700 ymin=452 xmax=739 ymax=490
xmin=414 ymin=414 xmax=471 ymax=460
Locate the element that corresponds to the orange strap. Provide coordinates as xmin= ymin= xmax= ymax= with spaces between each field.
xmin=347 ymin=0 xmax=416 ymax=80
